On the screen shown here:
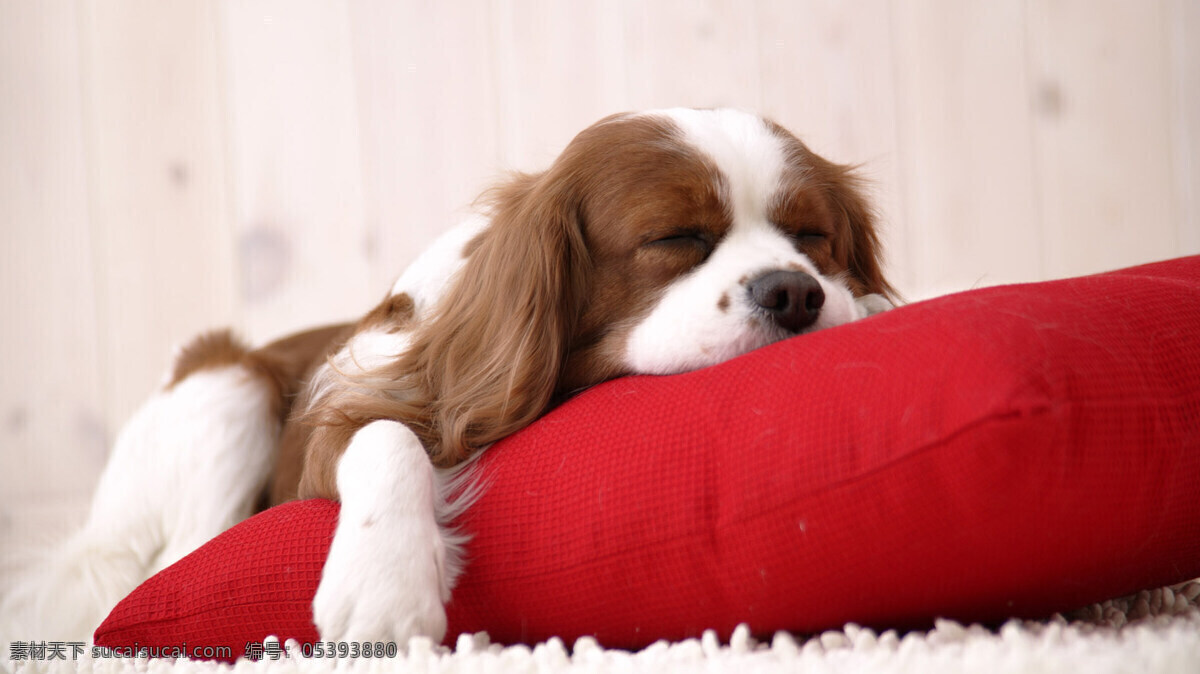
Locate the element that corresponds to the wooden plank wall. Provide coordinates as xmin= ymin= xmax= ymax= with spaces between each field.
xmin=1 ymin=0 xmax=1197 ymax=543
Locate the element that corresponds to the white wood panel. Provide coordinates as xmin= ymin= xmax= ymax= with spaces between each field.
xmin=5 ymin=1 xmax=1200 ymax=566
xmin=490 ymin=0 xmax=631 ymax=171
xmin=754 ymin=0 xmax=909 ymax=295
xmin=347 ymin=0 xmax=501 ymax=291
xmin=1026 ymin=0 xmax=1179 ymax=279
xmin=1169 ymin=0 xmax=1200 ymax=255
xmin=755 ymin=0 xmax=895 ymax=160
xmin=79 ymin=0 xmax=237 ymax=426
xmin=0 ymin=1 xmax=105 ymax=512
xmin=220 ymin=0 xmax=372 ymax=341
xmin=622 ymin=0 xmax=763 ymax=113
xmin=890 ymin=1 xmax=1042 ymax=299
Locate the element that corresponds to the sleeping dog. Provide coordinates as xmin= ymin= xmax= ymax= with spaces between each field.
xmin=3 ymin=108 xmax=894 ymax=646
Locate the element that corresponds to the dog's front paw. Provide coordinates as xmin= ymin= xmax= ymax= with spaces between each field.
xmin=313 ymin=514 xmax=448 ymax=647
xmin=855 ymin=293 xmax=894 ymax=318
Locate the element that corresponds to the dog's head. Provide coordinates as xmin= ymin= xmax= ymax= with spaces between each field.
xmin=406 ymin=109 xmax=894 ymax=463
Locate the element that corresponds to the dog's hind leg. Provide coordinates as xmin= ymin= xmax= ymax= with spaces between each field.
xmin=1 ymin=331 xmax=282 ymax=645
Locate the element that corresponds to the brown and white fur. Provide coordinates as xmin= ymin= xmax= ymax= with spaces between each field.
xmin=1 ymin=108 xmax=895 ymax=647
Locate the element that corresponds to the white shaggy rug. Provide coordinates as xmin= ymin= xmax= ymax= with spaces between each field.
xmin=7 ymin=581 xmax=1200 ymax=674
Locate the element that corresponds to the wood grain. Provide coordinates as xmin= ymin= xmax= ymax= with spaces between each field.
xmin=2 ymin=0 xmax=1195 ymax=540
xmin=0 ymin=0 xmax=105 ymax=510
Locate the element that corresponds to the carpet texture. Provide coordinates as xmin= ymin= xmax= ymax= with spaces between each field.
xmin=9 ymin=581 xmax=1200 ymax=673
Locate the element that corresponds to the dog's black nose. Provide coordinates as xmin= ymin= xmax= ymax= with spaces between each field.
xmin=748 ymin=270 xmax=825 ymax=332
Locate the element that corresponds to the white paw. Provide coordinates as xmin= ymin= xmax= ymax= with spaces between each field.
xmin=312 ymin=512 xmax=448 ymax=647
xmin=855 ymin=293 xmax=894 ymax=318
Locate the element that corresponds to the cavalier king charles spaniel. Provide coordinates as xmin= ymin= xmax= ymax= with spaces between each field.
xmin=3 ymin=108 xmax=894 ymax=646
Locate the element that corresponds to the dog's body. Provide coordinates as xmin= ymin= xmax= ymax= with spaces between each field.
xmin=2 ymin=109 xmax=894 ymax=646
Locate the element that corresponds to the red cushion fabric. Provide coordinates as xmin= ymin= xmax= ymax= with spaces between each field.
xmin=95 ymin=256 xmax=1200 ymax=661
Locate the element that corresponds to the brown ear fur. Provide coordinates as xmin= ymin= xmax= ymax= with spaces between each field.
xmin=307 ymin=171 xmax=589 ymax=471
xmin=824 ymin=165 xmax=899 ymax=302
xmin=414 ymin=172 xmax=588 ymax=465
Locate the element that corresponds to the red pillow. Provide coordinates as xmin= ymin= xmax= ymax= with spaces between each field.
xmin=96 ymin=256 xmax=1200 ymax=661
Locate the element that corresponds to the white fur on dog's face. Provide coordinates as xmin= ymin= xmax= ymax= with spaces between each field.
xmin=619 ymin=109 xmax=869 ymax=375
xmin=623 ymin=208 xmax=863 ymax=375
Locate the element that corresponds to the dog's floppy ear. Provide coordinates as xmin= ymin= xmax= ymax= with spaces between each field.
xmin=405 ymin=171 xmax=589 ymax=466
xmin=824 ymin=164 xmax=898 ymax=303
